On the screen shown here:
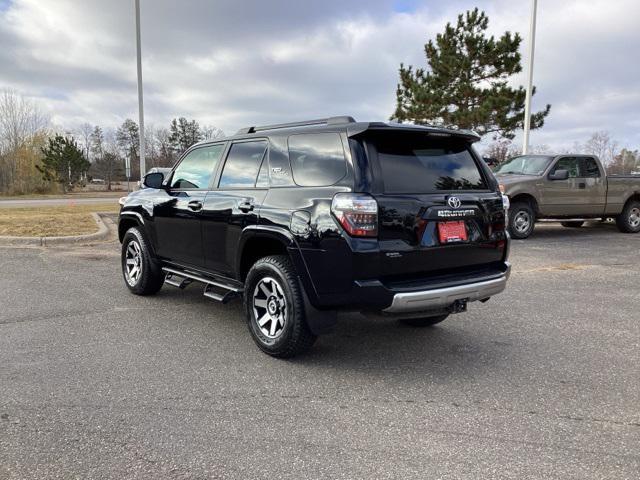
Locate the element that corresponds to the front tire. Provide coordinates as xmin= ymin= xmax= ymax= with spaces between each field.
xmin=508 ymin=202 xmax=536 ymax=239
xmin=616 ymin=200 xmax=640 ymax=233
xmin=400 ymin=314 xmax=449 ymax=327
xmin=561 ymin=221 xmax=584 ymax=228
xmin=244 ymin=255 xmax=316 ymax=358
xmin=121 ymin=227 xmax=164 ymax=295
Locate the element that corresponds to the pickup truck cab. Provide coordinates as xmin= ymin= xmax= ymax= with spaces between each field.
xmin=496 ymin=154 xmax=640 ymax=238
xmin=118 ymin=117 xmax=511 ymax=357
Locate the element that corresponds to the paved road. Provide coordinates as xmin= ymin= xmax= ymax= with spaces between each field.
xmin=1 ymin=223 xmax=639 ymax=479
xmin=0 ymin=196 xmax=122 ymax=208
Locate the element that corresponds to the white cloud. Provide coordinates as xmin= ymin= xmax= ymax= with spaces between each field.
xmin=1 ymin=0 xmax=638 ymax=150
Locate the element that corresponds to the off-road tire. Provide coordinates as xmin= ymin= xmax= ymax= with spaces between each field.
xmin=561 ymin=221 xmax=584 ymax=228
xmin=121 ymin=226 xmax=164 ymax=295
xmin=616 ymin=200 xmax=640 ymax=233
xmin=400 ymin=314 xmax=450 ymax=327
xmin=244 ymin=255 xmax=317 ymax=358
xmin=508 ymin=202 xmax=536 ymax=239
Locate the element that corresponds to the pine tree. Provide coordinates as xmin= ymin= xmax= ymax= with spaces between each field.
xmin=116 ymin=119 xmax=140 ymax=179
xmin=37 ymin=135 xmax=90 ymax=192
xmin=89 ymin=125 xmax=104 ymax=162
xmin=169 ymin=117 xmax=203 ymax=153
xmin=392 ymin=8 xmax=550 ymax=139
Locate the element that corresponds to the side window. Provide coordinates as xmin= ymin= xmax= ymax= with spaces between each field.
xmin=583 ymin=157 xmax=601 ymax=177
xmin=171 ymin=143 xmax=225 ymax=189
xmin=288 ymin=133 xmax=347 ymax=187
xmin=255 ymin=154 xmax=270 ymax=188
xmin=219 ymin=141 xmax=268 ymax=188
xmin=551 ymin=157 xmax=579 ymax=178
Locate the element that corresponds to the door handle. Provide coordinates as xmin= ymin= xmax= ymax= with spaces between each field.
xmin=187 ymin=200 xmax=203 ymax=211
xmin=578 ymin=182 xmax=586 ymax=189
xmin=238 ymin=200 xmax=254 ymax=212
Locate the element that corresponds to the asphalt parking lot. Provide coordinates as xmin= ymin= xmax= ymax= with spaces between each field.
xmin=1 ymin=222 xmax=639 ymax=479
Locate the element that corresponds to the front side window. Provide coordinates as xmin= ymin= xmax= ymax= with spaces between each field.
xmin=219 ymin=141 xmax=268 ymax=188
xmin=373 ymin=134 xmax=487 ymax=193
xmin=583 ymin=157 xmax=601 ymax=177
xmin=171 ymin=143 xmax=225 ymax=189
xmin=288 ymin=133 xmax=347 ymax=187
xmin=551 ymin=157 xmax=579 ymax=178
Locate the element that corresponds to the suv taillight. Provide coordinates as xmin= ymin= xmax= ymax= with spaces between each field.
xmin=331 ymin=193 xmax=378 ymax=237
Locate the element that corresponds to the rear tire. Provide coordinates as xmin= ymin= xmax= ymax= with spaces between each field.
xmin=244 ymin=255 xmax=317 ymax=358
xmin=561 ymin=221 xmax=584 ymax=228
xmin=616 ymin=200 xmax=640 ymax=233
xmin=121 ymin=227 xmax=164 ymax=295
xmin=508 ymin=202 xmax=535 ymax=239
xmin=400 ymin=314 xmax=449 ymax=327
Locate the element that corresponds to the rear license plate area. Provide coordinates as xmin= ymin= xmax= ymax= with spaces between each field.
xmin=437 ymin=221 xmax=468 ymax=243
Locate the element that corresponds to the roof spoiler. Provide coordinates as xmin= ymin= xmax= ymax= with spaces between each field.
xmin=347 ymin=122 xmax=481 ymax=142
xmin=236 ymin=116 xmax=356 ymax=135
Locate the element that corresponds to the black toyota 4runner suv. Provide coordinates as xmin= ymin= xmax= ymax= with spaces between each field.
xmin=118 ymin=116 xmax=511 ymax=357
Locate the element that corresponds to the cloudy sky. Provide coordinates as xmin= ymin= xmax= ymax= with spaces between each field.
xmin=1 ymin=0 xmax=639 ymax=150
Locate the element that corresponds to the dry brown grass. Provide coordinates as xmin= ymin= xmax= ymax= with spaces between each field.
xmin=0 ymin=203 xmax=119 ymax=237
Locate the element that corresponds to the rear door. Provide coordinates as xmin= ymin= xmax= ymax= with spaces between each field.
xmin=201 ymin=139 xmax=269 ymax=275
xmin=578 ymin=156 xmax=606 ymax=215
xmin=153 ymin=143 xmax=226 ymax=267
xmin=361 ymin=131 xmax=506 ymax=279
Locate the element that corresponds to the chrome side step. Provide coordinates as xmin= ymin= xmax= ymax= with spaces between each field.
xmin=162 ymin=267 xmax=243 ymax=304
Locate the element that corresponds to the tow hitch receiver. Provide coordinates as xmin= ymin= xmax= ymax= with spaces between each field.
xmin=449 ymin=299 xmax=468 ymax=314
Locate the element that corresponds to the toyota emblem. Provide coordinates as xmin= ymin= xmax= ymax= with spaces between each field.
xmin=447 ymin=196 xmax=462 ymax=209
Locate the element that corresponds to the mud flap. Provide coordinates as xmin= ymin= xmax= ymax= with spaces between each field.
xmin=301 ymin=283 xmax=337 ymax=335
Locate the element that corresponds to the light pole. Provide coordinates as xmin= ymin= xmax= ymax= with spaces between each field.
xmin=135 ymin=0 xmax=146 ymax=179
xmin=522 ymin=0 xmax=537 ymax=155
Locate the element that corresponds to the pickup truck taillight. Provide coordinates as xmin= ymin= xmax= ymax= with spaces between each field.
xmin=331 ymin=193 xmax=378 ymax=237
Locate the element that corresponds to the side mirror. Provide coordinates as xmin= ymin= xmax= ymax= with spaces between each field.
xmin=143 ymin=172 xmax=165 ymax=189
xmin=548 ymin=169 xmax=569 ymax=181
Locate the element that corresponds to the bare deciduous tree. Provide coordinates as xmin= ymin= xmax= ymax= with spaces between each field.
xmin=0 ymin=88 xmax=51 ymax=193
xmin=483 ymin=138 xmax=520 ymax=165
xmin=584 ymin=131 xmax=619 ymax=167
xmin=76 ymin=122 xmax=94 ymax=163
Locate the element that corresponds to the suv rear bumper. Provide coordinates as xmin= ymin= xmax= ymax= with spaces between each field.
xmin=295 ymin=255 xmax=512 ymax=312
xmin=383 ymin=263 xmax=511 ymax=313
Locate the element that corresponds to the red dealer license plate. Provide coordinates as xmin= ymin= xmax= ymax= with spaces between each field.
xmin=437 ymin=221 xmax=468 ymax=243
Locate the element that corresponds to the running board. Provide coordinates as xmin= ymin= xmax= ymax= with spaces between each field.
xmin=162 ymin=267 xmax=243 ymax=304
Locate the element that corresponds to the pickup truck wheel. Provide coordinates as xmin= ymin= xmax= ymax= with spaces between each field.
xmin=400 ymin=314 xmax=449 ymax=327
xmin=616 ymin=201 xmax=640 ymax=233
xmin=561 ymin=221 xmax=584 ymax=228
xmin=244 ymin=255 xmax=317 ymax=358
xmin=121 ymin=227 xmax=164 ymax=295
xmin=508 ymin=202 xmax=535 ymax=239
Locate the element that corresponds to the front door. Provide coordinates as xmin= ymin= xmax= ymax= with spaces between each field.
xmin=201 ymin=140 xmax=269 ymax=275
xmin=540 ymin=156 xmax=585 ymax=216
xmin=153 ymin=143 xmax=226 ymax=267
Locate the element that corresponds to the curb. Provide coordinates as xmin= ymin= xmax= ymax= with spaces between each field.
xmin=0 ymin=212 xmax=115 ymax=246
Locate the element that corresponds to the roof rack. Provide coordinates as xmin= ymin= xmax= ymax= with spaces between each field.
xmin=236 ymin=116 xmax=356 ymax=135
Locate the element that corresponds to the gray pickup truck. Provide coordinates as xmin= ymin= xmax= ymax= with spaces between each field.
xmin=495 ymin=154 xmax=640 ymax=239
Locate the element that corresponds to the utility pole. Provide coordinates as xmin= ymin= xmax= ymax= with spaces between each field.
xmin=522 ymin=0 xmax=537 ymax=155
xmin=135 ymin=0 xmax=146 ymax=179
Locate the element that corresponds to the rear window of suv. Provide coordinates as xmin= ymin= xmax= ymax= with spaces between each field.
xmin=371 ymin=134 xmax=487 ymax=193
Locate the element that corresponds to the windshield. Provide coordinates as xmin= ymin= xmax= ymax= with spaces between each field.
xmin=495 ymin=156 xmax=553 ymax=176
